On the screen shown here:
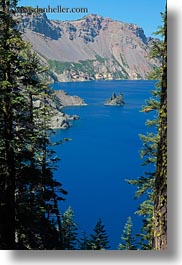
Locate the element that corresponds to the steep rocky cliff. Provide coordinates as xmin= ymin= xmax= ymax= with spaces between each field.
xmin=18 ymin=13 xmax=158 ymax=81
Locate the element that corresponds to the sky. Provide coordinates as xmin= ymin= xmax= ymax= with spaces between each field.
xmin=18 ymin=0 xmax=166 ymax=38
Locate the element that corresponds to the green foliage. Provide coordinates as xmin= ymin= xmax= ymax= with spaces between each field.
xmin=135 ymin=199 xmax=154 ymax=250
xmin=118 ymin=217 xmax=137 ymax=250
xmin=147 ymin=66 xmax=162 ymax=82
xmin=95 ymin=54 xmax=106 ymax=64
xmin=127 ymin=173 xmax=155 ymax=199
xmin=78 ymin=219 xmax=110 ymax=250
xmin=126 ymin=11 xmax=167 ymax=250
xmin=48 ymin=55 xmax=129 ymax=80
xmin=153 ymin=12 xmax=166 ymax=38
xmin=153 ymin=9 xmax=167 ymax=250
xmin=88 ymin=218 xmax=110 ymax=250
xmin=111 ymin=55 xmax=129 ymax=79
xmin=0 ymin=1 xmax=67 ymax=249
xmin=48 ymin=59 xmax=95 ymax=76
xmin=62 ymin=207 xmax=78 ymax=250
xmin=79 ymin=232 xmax=93 ymax=250
xmin=126 ymin=84 xmax=158 ymax=248
xmin=119 ymin=53 xmax=129 ymax=68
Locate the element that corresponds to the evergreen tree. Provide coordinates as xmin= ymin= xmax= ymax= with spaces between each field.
xmin=126 ymin=11 xmax=166 ymax=250
xmin=0 ymin=1 xmax=67 ymax=249
xmin=62 ymin=206 xmax=78 ymax=250
xmin=0 ymin=0 xmax=25 ymax=249
xmin=134 ymin=198 xmax=154 ymax=249
xmin=89 ymin=218 xmax=110 ymax=250
xmin=14 ymin=48 xmax=67 ymax=250
xmin=79 ymin=232 xmax=93 ymax=250
xmin=118 ymin=216 xmax=137 ymax=250
xmin=154 ymin=10 xmax=167 ymax=250
xmin=126 ymin=94 xmax=159 ymax=249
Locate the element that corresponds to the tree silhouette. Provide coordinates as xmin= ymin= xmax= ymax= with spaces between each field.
xmin=89 ymin=218 xmax=110 ymax=250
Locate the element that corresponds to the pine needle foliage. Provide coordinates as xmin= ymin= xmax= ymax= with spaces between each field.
xmin=118 ymin=216 xmax=137 ymax=250
xmin=125 ymin=11 xmax=166 ymax=250
xmin=0 ymin=1 xmax=67 ymax=249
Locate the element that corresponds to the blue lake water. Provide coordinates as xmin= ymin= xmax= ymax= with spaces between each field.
xmin=51 ymin=80 xmax=156 ymax=249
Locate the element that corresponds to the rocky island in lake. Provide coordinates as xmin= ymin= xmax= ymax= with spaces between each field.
xmin=104 ymin=92 xmax=124 ymax=106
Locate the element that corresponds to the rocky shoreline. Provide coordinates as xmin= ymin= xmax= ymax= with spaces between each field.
xmin=49 ymin=110 xmax=79 ymax=130
xmin=49 ymin=90 xmax=125 ymax=129
xmin=55 ymin=90 xmax=87 ymax=107
xmin=50 ymin=90 xmax=86 ymax=129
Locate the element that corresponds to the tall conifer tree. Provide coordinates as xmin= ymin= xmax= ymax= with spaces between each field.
xmin=118 ymin=216 xmax=137 ymax=250
xmin=89 ymin=218 xmax=110 ymax=250
xmin=0 ymin=0 xmax=24 ymax=249
xmin=154 ymin=10 xmax=167 ymax=250
xmin=0 ymin=1 xmax=67 ymax=249
xmin=126 ymin=11 xmax=166 ymax=249
xmin=62 ymin=207 xmax=78 ymax=250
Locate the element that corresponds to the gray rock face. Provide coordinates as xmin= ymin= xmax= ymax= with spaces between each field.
xmin=55 ymin=90 xmax=87 ymax=107
xmin=18 ymin=13 xmax=159 ymax=81
xmin=50 ymin=90 xmax=87 ymax=129
xmin=33 ymin=97 xmax=71 ymax=129
xmin=33 ymin=90 xmax=86 ymax=129
xmin=49 ymin=90 xmax=86 ymax=129
xmin=49 ymin=110 xmax=70 ymax=129
xmin=19 ymin=13 xmax=61 ymax=39
xmin=104 ymin=92 xmax=124 ymax=106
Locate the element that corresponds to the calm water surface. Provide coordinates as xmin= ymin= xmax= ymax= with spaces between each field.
xmin=51 ymin=80 xmax=156 ymax=249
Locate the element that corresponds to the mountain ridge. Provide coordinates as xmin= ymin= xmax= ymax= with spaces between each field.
xmin=18 ymin=13 xmax=159 ymax=81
